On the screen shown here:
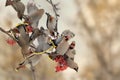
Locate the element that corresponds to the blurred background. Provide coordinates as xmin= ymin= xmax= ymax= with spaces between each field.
xmin=0 ymin=0 xmax=120 ymax=80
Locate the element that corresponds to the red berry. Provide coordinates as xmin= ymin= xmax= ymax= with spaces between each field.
xmin=6 ymin=38 xmax=16 ymax=46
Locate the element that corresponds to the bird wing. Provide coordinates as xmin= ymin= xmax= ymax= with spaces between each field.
xmin=28 ymin=9 xmax=44 ymax=28
xmin=29 ymin=28 xmax=41 ymax=42
xmin=46 ymin=15 xmax=57 ymax=32
xmin=56 ymin=39 xmax=69 ymax=55
xmin=27 ymin=0 xmax=44 ymax=28
xmin=15 ymin=1 xmax=25 ymax=13
xmin=16 ymin=26 xmax=30 ymax=47
xmin=27 ymin=0 xmax=38 ymax=15
xmin=36 ymin=29 xmax=51 ymax=52
xmin=65 ymin=49 xmax=76 ymax=60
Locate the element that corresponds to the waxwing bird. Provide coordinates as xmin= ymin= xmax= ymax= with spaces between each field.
xmin=26 ymin=0 xmax=44 ymax=28
xmin=16 ymin=54 xmax=42 ymax=70
xmin=36 ymin=27 xmax=51 ymax=52
xmin=27 ymin=0 xmax=38 ymax=14
xmin=5 ymin=0 xmax=25 ymax=20
xmin=64 ymin=41 xmax=76 ymax=60
xmin=14 ymin=24 xmax=30 ymax=57
xmin=66 ymin=58 xmax=78 ymax=72
xmin=52 ymin=30 xmax=75 ymax=55
xmin=46 ymin=13 xmax=58 ymax=37
xmin=55 ymin=35 xmax=70 ymax=55
xmin=48 ymin=41 xmax=76 ymax=60
xmin=12 ymin=24 xmax=30 ymax=47
xmin=10 ymin=23 xmax=35 ymax=57
xmin=27 ymin=9 xmax=44 ymax=28
xmin=53 ymin=30 xmax=75 ymax=46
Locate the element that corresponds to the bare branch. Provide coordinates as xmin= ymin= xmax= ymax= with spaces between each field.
xmin=28 ymin=59 xmax=36 ymax=80
xmin=0 ymin=27 xmax=18 ymax=42
xmin=47 ymin=0 xmax=60 ymax=18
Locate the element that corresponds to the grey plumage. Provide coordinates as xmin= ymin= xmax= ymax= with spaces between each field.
xmin=10 ymin=24 xmax=38 ymax=57
xmin=56 ymin=36 xmax=69 ymax=55
xmin=66 ymin=58 xmax=78 ymax=72
xmin=29 ymin=28 xmax=41 ymax=42
xmin=6 ymin=0 xmax=25 ymax=20
xmin=27 ymin=0 xmax=38 ymax=14
xmin=64 ymin=41 xmax=78 ymax=72
xmin=55 ymin=30 xmax=75 ymax=55
xmin=27 ymin=0 xmax=44 ymax=28
xmin=46 ymin=13 xmax=58 ymax=37
xmin=14 ymin=24 xmax=30 ymax=47
xmin=36 ymin=27 xmax=51 ymax=52
xmin=14 ymin=24 xmax=31 ymax=57
xmin=54 ymin=30 xmax=75 ymax=45
xmin=65 ymin=41 xmax=76 ymax=60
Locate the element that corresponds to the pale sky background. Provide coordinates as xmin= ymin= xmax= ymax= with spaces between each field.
xmin=0 ymin=0 xmax=94 ymax=80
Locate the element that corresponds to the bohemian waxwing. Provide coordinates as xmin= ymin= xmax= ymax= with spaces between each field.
xmin=36 ymin=27 xmax=51 ymax=52
xmin=27 ymin=0 xmax=38 ymax=14
xmin=46 ymin=13 xmax=58 ymax=37
xmin=26 ymin=0 xmax=44 ymax=28
xmin=54 ymin=30 xmax=75 ymax=55
xmin=64 ymin=41 xmax=76 ymax=60
xmin=5 ymin=0 xmax=25 ymax=20
xmin=55 ymin=35 xmax=70 ymax=55
xmin=14 ymin=24 xmax=30 ymax=47
xmin=53 ymin=30 xmax=75 ymax=46
xmin=10 ymin=24 xmax=33 ymax=57
xmin=48 ymin=41 xmax=76 ymax=60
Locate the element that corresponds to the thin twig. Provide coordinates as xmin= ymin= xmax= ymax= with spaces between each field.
xmin=28 ymin=59 xmax=36 ymax=80
xmin=46 ymin=0 xmax=59 ymax=20
xmin=0 ymin=27 xmax=17 ymax=42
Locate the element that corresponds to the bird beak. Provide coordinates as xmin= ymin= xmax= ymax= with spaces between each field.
xmin=74 ymin=67 xmax=78 ymax=72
